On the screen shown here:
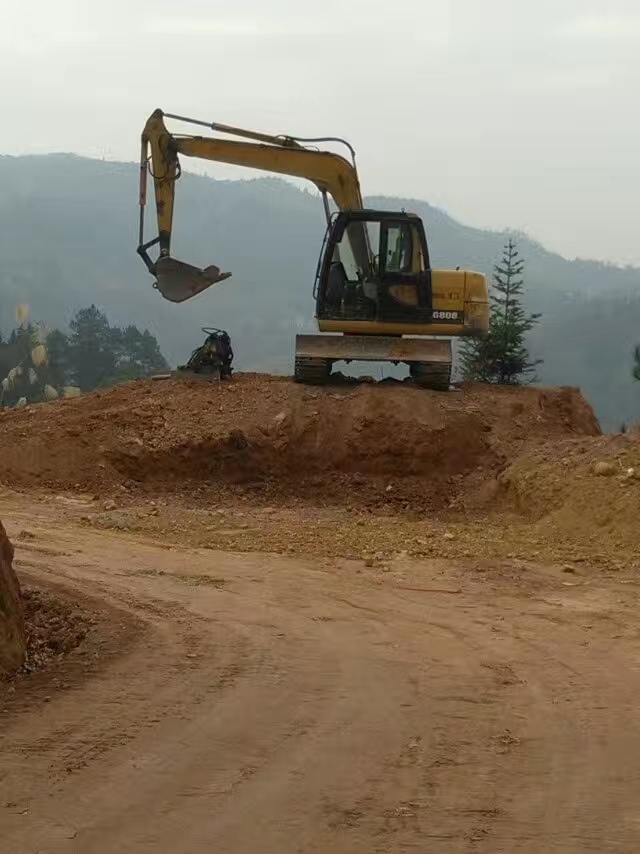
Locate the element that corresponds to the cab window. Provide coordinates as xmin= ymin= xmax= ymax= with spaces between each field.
xmin=385 ymin=222 xmax=413 ymax=273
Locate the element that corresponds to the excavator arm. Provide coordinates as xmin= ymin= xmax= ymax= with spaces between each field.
xmin=138 ymin=109 xmax=366 ymax=302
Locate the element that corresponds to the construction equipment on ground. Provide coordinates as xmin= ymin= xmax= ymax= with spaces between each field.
xmin=178 ymin=327 xmax=234 ymax=381
xmin=138 ymin=109 xmax=489 ymax=389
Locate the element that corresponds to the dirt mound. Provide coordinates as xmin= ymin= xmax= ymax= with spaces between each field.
xmin=0 ymin=522 xmax=25 ymax=678
xmin=496 ymin=430 xmax=640 ymax=555
xmin=0 ymin=374 xmax=599 ymax=508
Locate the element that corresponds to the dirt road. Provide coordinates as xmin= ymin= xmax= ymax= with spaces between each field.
xmin=3 ymin=493 xmax=640 ymax=852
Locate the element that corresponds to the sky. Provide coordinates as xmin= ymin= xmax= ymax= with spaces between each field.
xmin=1 ymin=0 xmax=639 ymax=265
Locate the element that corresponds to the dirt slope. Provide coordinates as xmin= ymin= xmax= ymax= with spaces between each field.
xmin=0 ymin=521 xmax=25 ymax=678
xmin=0 ymin=374 xmax=599 ymax=509
xmin=497 ymin=429 xmax=640 ymax=554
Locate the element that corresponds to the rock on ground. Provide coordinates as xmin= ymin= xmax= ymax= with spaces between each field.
xmin=0 ymin=521 xmax=25 ymax=678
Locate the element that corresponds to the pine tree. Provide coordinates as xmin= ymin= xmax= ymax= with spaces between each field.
xmin=460 ymin=238 xmax=541 ymax=384
xmin=112 ymin=325 xmax=168 ymax=380
xmin=68 ymin=305 xmax=119 ymax=391
xmin=45 ymin=328 xmax=71 ymax=390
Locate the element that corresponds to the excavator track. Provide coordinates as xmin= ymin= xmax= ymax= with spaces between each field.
xmin=294 ymin=357 xmax=332 ymax=385
xmin=409 ymin=360 xmax=452 ymax=391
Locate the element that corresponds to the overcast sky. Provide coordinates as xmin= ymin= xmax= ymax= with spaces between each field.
xmin=2 ymin=0 xmax=639 ymax=265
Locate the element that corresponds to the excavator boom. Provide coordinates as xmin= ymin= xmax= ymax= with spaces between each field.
xmin=138 ymin=109 xmax=365 ymax=302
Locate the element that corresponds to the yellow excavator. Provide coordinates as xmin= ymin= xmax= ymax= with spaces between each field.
xmin=138 ymin=109 xmax=489 ymax=389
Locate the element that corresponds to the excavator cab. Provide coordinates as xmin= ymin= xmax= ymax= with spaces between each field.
xmin=315 ymin=210 xmax=432 ymax=325
xmin=295 ymin=207 xmax=488 ymax=388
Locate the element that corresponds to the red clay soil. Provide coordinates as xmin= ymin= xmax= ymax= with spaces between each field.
xmin=495 ymin=429 xmax=640 ymax=554
xmin=0 ymin=374 xmax=600 ymax=509
xmin=0 ymin=521 xmax=25 ymax=678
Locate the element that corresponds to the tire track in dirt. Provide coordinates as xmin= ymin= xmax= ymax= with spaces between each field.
xmin=2 ymin=496 xmax=640 ymax=852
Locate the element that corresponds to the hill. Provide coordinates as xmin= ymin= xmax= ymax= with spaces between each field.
xmin=1 ymin=153 xmax=639 ymax=428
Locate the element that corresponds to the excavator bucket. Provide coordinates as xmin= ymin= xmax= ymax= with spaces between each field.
xmin=153 ymin=257 xmax=232 ymax=303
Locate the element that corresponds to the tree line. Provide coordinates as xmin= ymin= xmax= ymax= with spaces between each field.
xmin=3 ymin=249 xmax=638 ymax=404
xmin=1 ymin=305 xmax=168 ymax=407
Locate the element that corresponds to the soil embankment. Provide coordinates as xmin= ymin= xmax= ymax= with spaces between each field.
xmin=0 ymin=374 xmax=600 ymax=510
xmin=0 ymin=521 xmax=24 ymax=678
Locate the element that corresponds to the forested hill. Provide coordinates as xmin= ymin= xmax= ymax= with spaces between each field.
xmin=1 ymin=153 xmax=639 ymax=428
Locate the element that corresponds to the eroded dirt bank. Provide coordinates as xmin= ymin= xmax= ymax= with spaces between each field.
xmin=0 ymin=520 xmax=24 ymax=677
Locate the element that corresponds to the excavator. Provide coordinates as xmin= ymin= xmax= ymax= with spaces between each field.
xmin=138 ymin=109 xmax=489 ymax=389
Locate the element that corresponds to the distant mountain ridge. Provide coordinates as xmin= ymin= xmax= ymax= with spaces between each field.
xmin=1 ymin=153 xmax=639 ymax=428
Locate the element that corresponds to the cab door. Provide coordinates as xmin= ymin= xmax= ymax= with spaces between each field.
xmin=377 ymin=219 xmax=432 ymax=322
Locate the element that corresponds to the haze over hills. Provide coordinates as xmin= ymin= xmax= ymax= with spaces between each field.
xmin=1 ymin=153 xmax=639 ymax=429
